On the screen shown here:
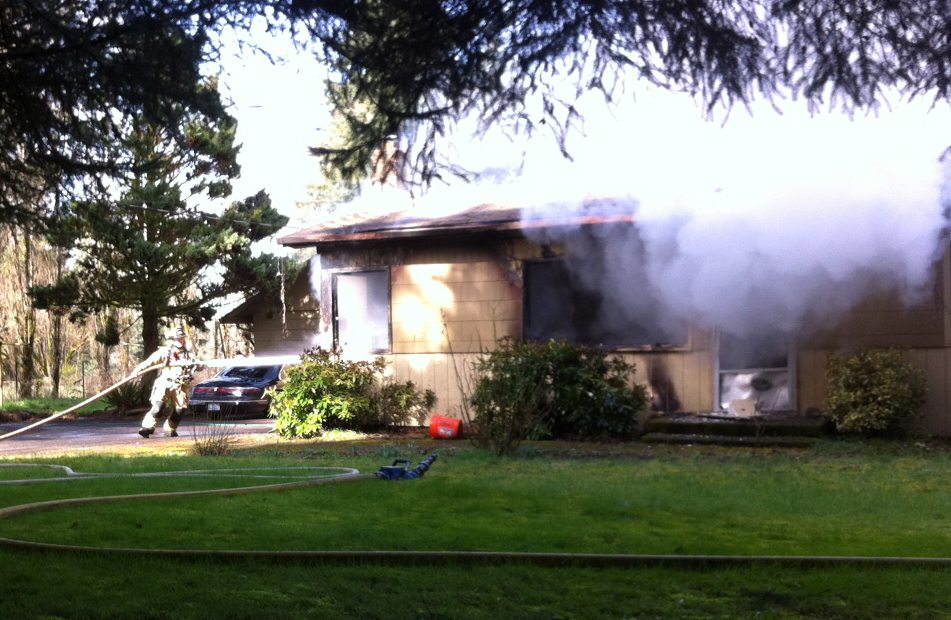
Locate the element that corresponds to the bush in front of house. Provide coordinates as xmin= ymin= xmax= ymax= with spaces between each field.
xmin=375 ymin=380 xmax=437 ymax=428
xmin=825 ymin=348 xmax=927 ymax=436
xmin=468 ymin=338 xmax=649 ymax=454
xmin=269 ymin=348 xmax=435 ymax=438
xmin=467 ymin=339 xmax=552 ymax=456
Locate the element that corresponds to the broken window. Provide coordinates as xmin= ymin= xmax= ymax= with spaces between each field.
xmin=717 ymin=332 xmax=792 ymax=412
xmin=523 ymin=259 xmax=687 ymax=348
xmin=333 ymin=270 xmax=390 ymax=354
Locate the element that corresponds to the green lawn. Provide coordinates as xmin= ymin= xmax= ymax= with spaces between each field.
xmin=1 ymin=439 xmax=950 ymax=619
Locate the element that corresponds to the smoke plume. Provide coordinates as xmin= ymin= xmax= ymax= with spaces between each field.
xmin=512 ymin=92 xmax=951 ymax=341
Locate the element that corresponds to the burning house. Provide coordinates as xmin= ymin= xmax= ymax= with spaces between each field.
xmin=225 ymin=198 xmax=951 ymax=437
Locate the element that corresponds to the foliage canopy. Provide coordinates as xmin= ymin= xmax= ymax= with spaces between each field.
xmin=0 ymin=1 xmax=252 ymax=223
xmin=291 ymin=0 xmax=951 ymax=186
xmin=5 ymin=1 xmax=951 ymax=218
xmin=28 ymin=105 xmax=289 ymax=354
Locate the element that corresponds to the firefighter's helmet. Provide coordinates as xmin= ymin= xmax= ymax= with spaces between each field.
xmin=167 ymin=327 xmax=186 ymax=348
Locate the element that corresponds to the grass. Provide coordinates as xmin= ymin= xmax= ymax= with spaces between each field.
xmin=0 ymin=395 xmax=110 ymax=417
xmin=1 ymin=439 xmax=951 ymax=618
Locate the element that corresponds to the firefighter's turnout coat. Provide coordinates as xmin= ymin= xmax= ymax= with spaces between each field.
xmin=135 ymin=339 xmax=201 ymax=433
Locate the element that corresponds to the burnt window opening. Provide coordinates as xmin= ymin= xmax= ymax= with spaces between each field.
xmin=717 ymin=332 xmax=792 ymax=412
xmin=719 ymin=332 xmax=789 ymax=370
xmin=523 ymin=259 xmax=687 ymax=348
xmin=332 ymin=270 xmax=391 ymax=355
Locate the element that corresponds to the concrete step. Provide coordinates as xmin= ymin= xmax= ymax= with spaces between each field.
xmin=643 ymin=414 xmax=831 ymax=439
xmin=640 ymin=432 xmax=819 ymax=448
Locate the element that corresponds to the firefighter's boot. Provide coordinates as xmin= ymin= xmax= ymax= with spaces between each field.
xmin=163 ymin=407 xmax=185 ymax=437
xmin=139 ymin=405 xmax=161 ymax=438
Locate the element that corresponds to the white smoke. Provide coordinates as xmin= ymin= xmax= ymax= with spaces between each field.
xmin=504 ymin=90 xmax=951 ymax=339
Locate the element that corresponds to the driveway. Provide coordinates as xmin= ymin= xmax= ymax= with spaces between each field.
xmin=0 ymin=417 xmax=278 ymax=457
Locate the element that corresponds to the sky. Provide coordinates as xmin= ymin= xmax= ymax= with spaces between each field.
xmin=216 ymin=27 xmax=951 ymax=337
xmin=216 ymin=24 xmax=329 ymax=239
xmin=217 ymin=29 xmax=951 ymax=227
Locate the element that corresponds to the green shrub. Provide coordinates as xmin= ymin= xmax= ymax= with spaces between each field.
xmin=531 ymin=340 xmax=649 ymax=440
xmin=469 ymin=338 xmax=649 ymax=454
xmin=825 ymin=348 xmax=927 ymax=435
xmin=268 ymin=348 xmax=435 ymax=438
xmin=468 ymin=341 xmax=552 ymax=455
xmin=376 ymin=381 xmax=436 ymax=428
xmin=103 ymin=377 xmax=149 ymax=414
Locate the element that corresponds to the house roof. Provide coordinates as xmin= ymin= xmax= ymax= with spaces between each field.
xmin=218 ymin=261 xmax=311 ymax=324
xmin=218 ymin=295 xmax=262 ymax=324
xmin=278 ymin=198 xmax=636 ymax=248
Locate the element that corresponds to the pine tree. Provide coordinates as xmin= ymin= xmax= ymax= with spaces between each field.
xmin=30 ymin=99 xmax=288 ymax=355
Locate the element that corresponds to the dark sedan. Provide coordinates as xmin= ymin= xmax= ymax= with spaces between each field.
xmin=188 ymin=365 xmax=282 ymax=419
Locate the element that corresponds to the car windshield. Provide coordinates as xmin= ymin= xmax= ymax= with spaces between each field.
xmin=219 ymin=366 xmax=277 ymax=380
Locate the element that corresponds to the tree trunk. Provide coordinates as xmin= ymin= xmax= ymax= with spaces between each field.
xmin=50 ymin=313 xmax=62 ymax=398
xmin=17 ymin=231 xmax=36 ymax=399
xmin=141 ymin=305 xmax=161 ymax=358
xmin=49 ymin=229 xmax=65 ymax=398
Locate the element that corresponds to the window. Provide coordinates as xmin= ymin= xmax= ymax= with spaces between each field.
xmin=221 ymin=366 xmax=280 ymax=380
xmin=523 ymin=259 xmax=686 ymax=348
xmin=717 ymin=332 xmax=792 ymax=411
xmin=333 ymin=270 xmax=391 ymax=354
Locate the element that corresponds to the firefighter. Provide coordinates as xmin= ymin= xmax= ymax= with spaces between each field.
xmin=134 ymin=327 xmax=203 ymax=438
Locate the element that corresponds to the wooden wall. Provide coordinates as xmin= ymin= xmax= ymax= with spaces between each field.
xmin=794 ymin=250 xmax=950 ymax=436
xmin=797 ymin=347 xmax=951 ymax=437
xmin=387 ymin=256 xmax=525 ymax=418
xmin=383 ymin=337 xmax=718 ymax=421
xmin=391 ymin=261 xmax=522 ymax=354
xmin=802 ymin=289 xmax=944 ymax=350
xmin=387 ymin=351 xmax=481 ymax=421
xmin=620 ymin=349 xmax=716 ymax=414
xmin=384 ymin=252 xmax=719 ymax=420
xmin=251 ymin=268 xmax=320 ymax=355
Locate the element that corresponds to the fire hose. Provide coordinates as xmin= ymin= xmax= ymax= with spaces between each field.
xmin=0 ymin=363 xmax=164 ymax=442
xmin=0 ymin=354 xmax=302 ymax=442
xmin=1 ymin=455 xmax=949 ymax=568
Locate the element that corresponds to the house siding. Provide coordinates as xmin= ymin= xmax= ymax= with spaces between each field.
xmin=323 ymin=240 xmax=721 ymax=421
xmin=250 ymin=269 xmax=320 ymax=355
xmin=388 ymin=351 xmax=481 ymax=421
xmin=618 ymin=347 xmax=716 ymax=414
xmin=797 ymin=347 xmax=951 ymax=436
xmin=392 ymin=261 xmax=522 ymax=354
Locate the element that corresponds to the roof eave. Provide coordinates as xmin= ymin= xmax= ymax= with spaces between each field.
xmin=279 ymin=213 xmax=635 ymax=249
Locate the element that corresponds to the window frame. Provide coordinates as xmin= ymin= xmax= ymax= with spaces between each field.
xmin=714 ymin=330 xmax=796 ymax=412
xmin=331 ymin=268 xmax=392 ymax=355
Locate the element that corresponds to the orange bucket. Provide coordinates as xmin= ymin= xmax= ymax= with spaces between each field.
xmin=428 ymin=415 xmax=462 ymax=439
